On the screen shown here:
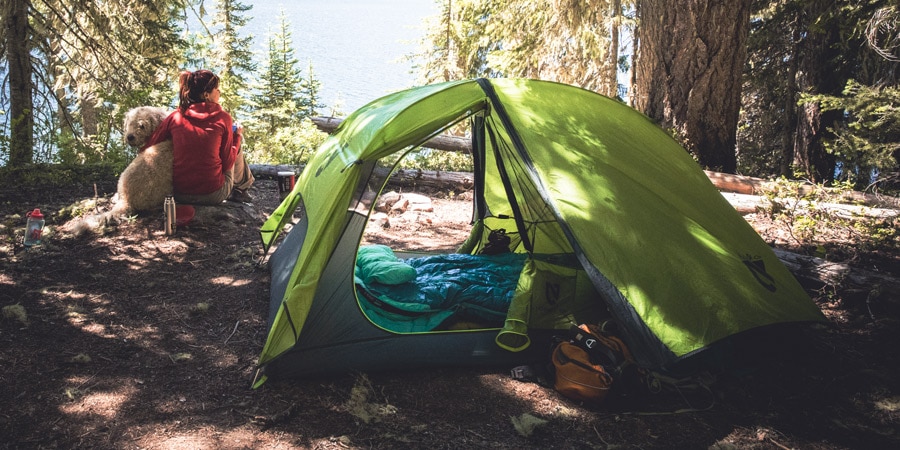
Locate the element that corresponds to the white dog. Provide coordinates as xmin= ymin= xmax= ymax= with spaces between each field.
xmin=63 ymin=106 xmax=173 ymax=236
xmin=112 ymin=106 xmax=174 ymax=215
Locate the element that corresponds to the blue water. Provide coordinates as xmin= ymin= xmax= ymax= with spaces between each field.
xmin=207 ymin=0 xmax=438 ymax=114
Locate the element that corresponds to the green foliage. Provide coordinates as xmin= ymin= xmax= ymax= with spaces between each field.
xmin=56 ymin=198 xmax=103 ymax=223
xmin=182 ymin=27 xmax=216 ymax=71
xmin=739 ymin=1 xmax=898 ymax=181
xmin=397 ymin=148 xmax=473 ymax=172
xmin=413 ymin=0 xmax=499 ymax=82
xmin=211 ymin=0 xmax=257 ymax=117
xmin=804 ymin=80 xmax=900 ymax=190
xmin=1 ymin=0 xmax=187 ymax=167
xmin=246 ymin=10 xmax=323 ymax=136
xmin=244 ymin=118 xmax=327 ymax=167
xmin=51 ymin=109 xmax=135 ymax=169
xmin=760 ymin=178 xmax=897 ymax=255
xmin=237 ymin=9 xmax=326 ymax=165
xmin=299 ymin=62 xmax=324 ymax=118
xmin=0 ymin=163 xmax=121 ymax=190
xmin=413 ymin=0 xmax=622 ymax=96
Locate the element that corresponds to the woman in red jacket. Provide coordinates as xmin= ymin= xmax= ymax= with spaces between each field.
xmin=146 ymin=69 xmax=254 ymax=204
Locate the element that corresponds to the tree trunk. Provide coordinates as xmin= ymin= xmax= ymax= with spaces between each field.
xmin=633 ymin=0 xmax=751 ymax=173
xmin=3 ymin=0 xmax=35 ymax=167
xmin=794 ymin=101 xmax=839 ymax=184
xmin=603 ymin=0 xmax=621 ymax=98
xmin=628 ymin=7 xmax=640 ymax=108
xmin=81 ymin=93 xmax=99 ymax=138
xmin=792 ymin=0 xmax=841 ymax=184
xmin=719 ymin=191 xmax=899 ymax=220
xmin=780 ymin=11 xmax=802 ymax=178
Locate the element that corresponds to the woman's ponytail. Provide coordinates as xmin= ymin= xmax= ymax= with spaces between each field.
xmin=178 ymin=70 xmax=220 ymax=111
xmin=178 ymin=71 xmax=193 ymax=111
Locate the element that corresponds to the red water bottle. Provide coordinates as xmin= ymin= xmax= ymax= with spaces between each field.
xmin=24 ymin=209 xmax=45 ymax=247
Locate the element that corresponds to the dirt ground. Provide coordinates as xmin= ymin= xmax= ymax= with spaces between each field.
xmin=1 ymin=172 xmax=898 ymax=450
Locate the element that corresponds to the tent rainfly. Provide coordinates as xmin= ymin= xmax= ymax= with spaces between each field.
xmin=253 ymin=78 xmax=825 ymax=387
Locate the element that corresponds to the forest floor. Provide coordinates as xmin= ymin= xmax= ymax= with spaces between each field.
xmin=0 ymin=168 xmax=898 ymax=450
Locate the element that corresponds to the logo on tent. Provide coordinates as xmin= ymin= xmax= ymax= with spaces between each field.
xmin=743 ymin=255 xmax=777 ymax=292
xmin=315 ymin=147 xmax=345 ymax=177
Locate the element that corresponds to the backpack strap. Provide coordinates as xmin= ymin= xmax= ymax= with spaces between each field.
xmin=568 ymin=325 xmax=625 ymax=368
xmin=509 ymin=364 xmax=552 ymax=387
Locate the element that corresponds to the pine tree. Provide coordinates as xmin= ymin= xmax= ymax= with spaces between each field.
xmin=212 ymin=0 xmax=256 ymax=117
xmin=299 ymin=61 xmax=324 ymax=117
xmin=805 ymin=81 xmax=900 ymax=189
xmin=740 ymin=1 xmax=898 ymax=185
xmin=414 ymin=0 xmax=624 ymax=96
xmin=243 ymin=11 xmax=326 ymax=165
xmin=250 ymin=11 xmax=305 ymax=132
xmin=414 ymin=0 xmax=498 ymax=82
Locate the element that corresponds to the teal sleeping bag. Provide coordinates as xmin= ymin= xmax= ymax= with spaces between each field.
xmin=355 ymin=245 xmax=526 ymax=331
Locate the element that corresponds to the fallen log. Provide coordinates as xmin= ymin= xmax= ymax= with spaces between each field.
xmin=706 ymin=171 xmax=900 ymax=209
xmin=250 ymin=117 xmax=900 ymax=209
xmin=721 ymin=192 xmax=899 ymax=221
xmin=309 ymin=116 xmax=470 ymax=153
xmin=720 ymin=193 xmax=763 ymax=215
xmin=248 ymin=164 xmax=475 ymax=191
xmin=249 ymin=164 xmax=303 ymax=179
xmin=773 ymin=248 xmax=899 ymax=306
xmin=375 ymin=167 xmax=475 ymax=192
xmin=306 ymin=116 xmax=900 ymax=209
xmin=250 ymin=162 xmax=898 ymax=222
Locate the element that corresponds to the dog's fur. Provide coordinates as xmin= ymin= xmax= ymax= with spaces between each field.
xmin=63 ymin=106 xmax=173 ymax=235
xmin=113 ymin=106 xmax=174 ymax=214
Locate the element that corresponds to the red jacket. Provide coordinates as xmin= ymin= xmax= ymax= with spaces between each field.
xmin=145 ymin=103 xmax=242 ymax=196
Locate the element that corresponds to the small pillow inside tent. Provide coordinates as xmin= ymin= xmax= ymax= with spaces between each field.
xmin=355 ymin=245 xmax=418 ymax=285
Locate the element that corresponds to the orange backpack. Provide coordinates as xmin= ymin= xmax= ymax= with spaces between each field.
xmin=551 ymin=324 xmax=635 ymax=405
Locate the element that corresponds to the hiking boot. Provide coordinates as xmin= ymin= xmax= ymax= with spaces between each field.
xmin=228 ymin=188 xmax=253 ymax=203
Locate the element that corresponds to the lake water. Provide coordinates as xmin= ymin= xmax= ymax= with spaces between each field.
xmin=212 ymin=0 xmax=439 ymax=114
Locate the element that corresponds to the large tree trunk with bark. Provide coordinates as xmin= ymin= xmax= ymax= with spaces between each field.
xmin=3 ymin=0 xmax=35 ymax=167
xmin=793 ymin=101 xmax=839 ymax=184
xmin=633 ymin=0 xmax=751 ymax=173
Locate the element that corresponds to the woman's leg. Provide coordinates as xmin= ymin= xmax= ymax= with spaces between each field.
xmin=225 ymin=150 xmax=255 ymax=202
xmin=232 ymin=152 xmax=255 ymax=191
xmin=174 ymin=175 xmax=232 ymax=205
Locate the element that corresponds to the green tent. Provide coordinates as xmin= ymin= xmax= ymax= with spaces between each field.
xmin=254 ymin=78 xmax=824 ymax=386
